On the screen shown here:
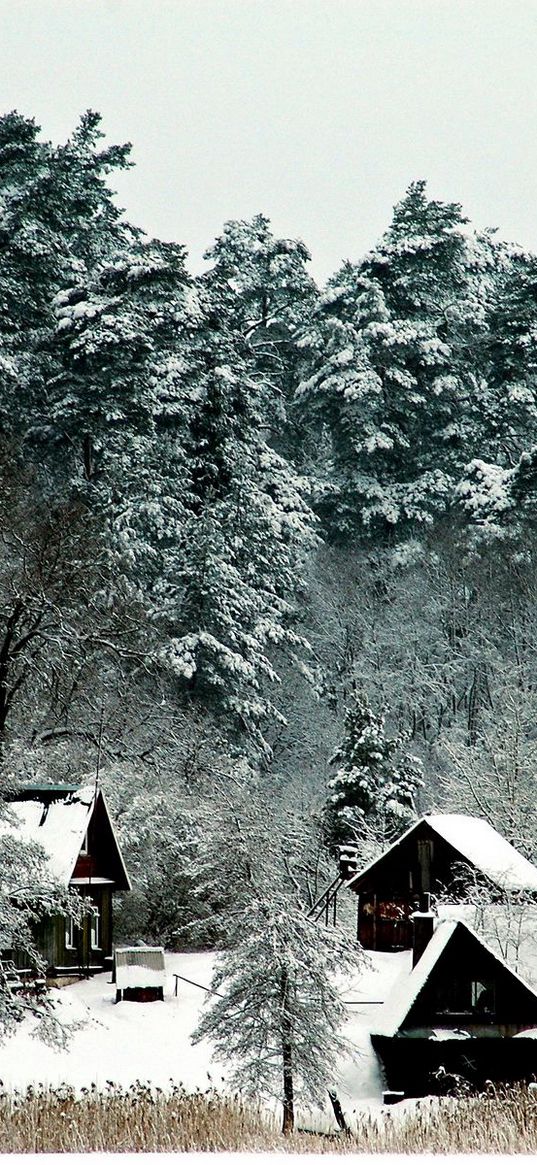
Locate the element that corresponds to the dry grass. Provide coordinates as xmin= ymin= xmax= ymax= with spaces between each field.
xmin=2 ymin=1081 xmax=537 ymax=1153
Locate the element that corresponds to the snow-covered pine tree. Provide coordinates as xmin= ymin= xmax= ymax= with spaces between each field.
xmin=479 ymin=249 xmax=537 ymax=465
xmin=298 ymin=181 xmax=497 ymax=540
xmin=324 ymin=691 xmax=423 ymax=853
xmin=203 ymin=213 xmax=318 ymax=415
xmin=0 ymin=113 xmax=320 ymax=764
xmin=159 ymin=269 xmax=317 ymax=751
xmin=0 ymin=110 xmax=132 ymax=440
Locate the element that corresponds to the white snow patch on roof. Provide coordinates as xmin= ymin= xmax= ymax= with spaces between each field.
xmin=371 ymin=920 xmax=457 ymax=1038
xmin=425 ymin=814 xmax=537 ymax=892
xmin=0 ymin=786 xmax=95 ymax=885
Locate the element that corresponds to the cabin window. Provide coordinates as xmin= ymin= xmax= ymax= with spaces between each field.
xmin=80 ymin=828 xmax=89 ymax=856
xmin=90 ymin=906 xmax=101 ymax=950
xmin=436 ymin=978 xmax=470 ymax=1015
xmin=436 ymin=977 xmax=495 ymax=1017
xmin=471 ymin=979 xmax=495 ymax=1014
xmin=65 ymin=917 xmax=76 ymax=950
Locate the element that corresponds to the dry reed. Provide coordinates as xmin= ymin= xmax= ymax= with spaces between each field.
xmin=1 ymin=1080 xmax=537 ymax=1153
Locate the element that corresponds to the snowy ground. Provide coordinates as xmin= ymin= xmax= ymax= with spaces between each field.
xmin=0 ymin=949 xmax=413 ymax=1131
xmin=3 ymin=923 xmax=537 ymax=1132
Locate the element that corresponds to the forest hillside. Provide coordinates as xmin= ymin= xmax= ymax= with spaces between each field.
xmin=0 ymin=110 xmax=535 ymax=946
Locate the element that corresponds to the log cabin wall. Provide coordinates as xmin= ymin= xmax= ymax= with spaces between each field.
xmin=58 ymin=887 xmax=112 ymax=973
xmin=13 ymin=886 xmax=114 ymax=978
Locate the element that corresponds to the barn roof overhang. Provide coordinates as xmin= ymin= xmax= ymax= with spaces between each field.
xmin=345 ymin=814 xmax=537 ymax=896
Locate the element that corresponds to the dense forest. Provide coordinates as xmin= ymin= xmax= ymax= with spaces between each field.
xmin=1 ymin=109 xmax=537 ymax=956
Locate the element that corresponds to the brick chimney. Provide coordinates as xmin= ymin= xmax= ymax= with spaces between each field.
xmin=338 ymin=845 xmax=359 ymax=881
xmin=411 ymin=892 xmax=435 ymax=967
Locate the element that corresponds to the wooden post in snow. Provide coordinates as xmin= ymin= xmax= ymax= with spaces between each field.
xmin=328 ymin=1090 xmax=349 ymax=1134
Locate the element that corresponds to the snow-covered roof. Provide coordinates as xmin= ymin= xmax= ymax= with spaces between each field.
xmin=346 ymin=813 xmax=537 ymax=894
xmin=0 ymin=784 xmax=130 ymax=891
xmin=0 ymin=785 xmax=96 ymax=885
xmin=372 ymin=919 xmax=537 ymax=1038
xmin=371 ymin=920 xmax=457 ymax=1037
xmin=425 ymin=814 xmax=537 ymax=893
xmin=115 ymin=947 xmax=166 ymax=991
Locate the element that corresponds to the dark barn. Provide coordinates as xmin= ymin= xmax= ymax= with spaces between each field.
xmin=344 ymin=814 xmax=537 ymax=951
xmin=371 ymin=917 xmax=537 ymax=1097
xmin=4 ymin=783 xmax=130 ymax=981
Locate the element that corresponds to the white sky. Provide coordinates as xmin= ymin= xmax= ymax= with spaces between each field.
xmin=2 ymin=0 xmax=537 ymax=283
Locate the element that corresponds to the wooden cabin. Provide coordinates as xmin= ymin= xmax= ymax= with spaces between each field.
xmin=371 ymin=916 xmax=537 ymax=1096
xmin=344 ymin=815 xmax=537 ymax=951
xmin=4 ymin=783 xmax=130 ymax=982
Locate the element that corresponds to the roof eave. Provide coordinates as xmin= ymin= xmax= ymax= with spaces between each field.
xmin=345 ymin=816 xmax=426 ymax=892
xmin=98 ymin=788 xmax=132 ymax=892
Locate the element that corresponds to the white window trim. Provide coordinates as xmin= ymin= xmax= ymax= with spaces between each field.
xmin=65 ymin=916 xmax=76 ymax=950
xmin=90 ymin=906 xmax=101 ymax=951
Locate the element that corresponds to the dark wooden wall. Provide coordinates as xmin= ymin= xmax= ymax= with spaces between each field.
xmin=373 ymin=1033 xmax=537 ymax=1097
xmin=406 ymin=925 xmax=537 ymax=1031
xmin=354 ymin=821 xmax=491 ymax=950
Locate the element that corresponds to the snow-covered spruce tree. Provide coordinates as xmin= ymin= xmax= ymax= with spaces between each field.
xmin=297 ymin=181 xmax=498 ymax=540
xmin=159 ymin=274 xmax=317 ymax=751
xmin=324 ymin=691 xmax=423 ymax=853
xmin=193 ymin=892 xmax=360 ymax=1133
xmin=186 ymin=767 xmax=363 ymax=1132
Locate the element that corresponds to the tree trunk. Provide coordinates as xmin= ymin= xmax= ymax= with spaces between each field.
xmin=83 ymin=433 xmax=94 ymax=481
xmin=280 ymin=967 xmax=294 ymax=1134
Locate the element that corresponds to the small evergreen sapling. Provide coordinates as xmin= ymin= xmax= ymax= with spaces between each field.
xmin=324 ymin=691 xmax=423 ymax=852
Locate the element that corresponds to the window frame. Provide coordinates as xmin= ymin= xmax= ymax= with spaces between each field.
xmin=90 ymin=904 xmax=101 ymax=951
xmin=65 ymin=916 xmax=76 ymax=951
